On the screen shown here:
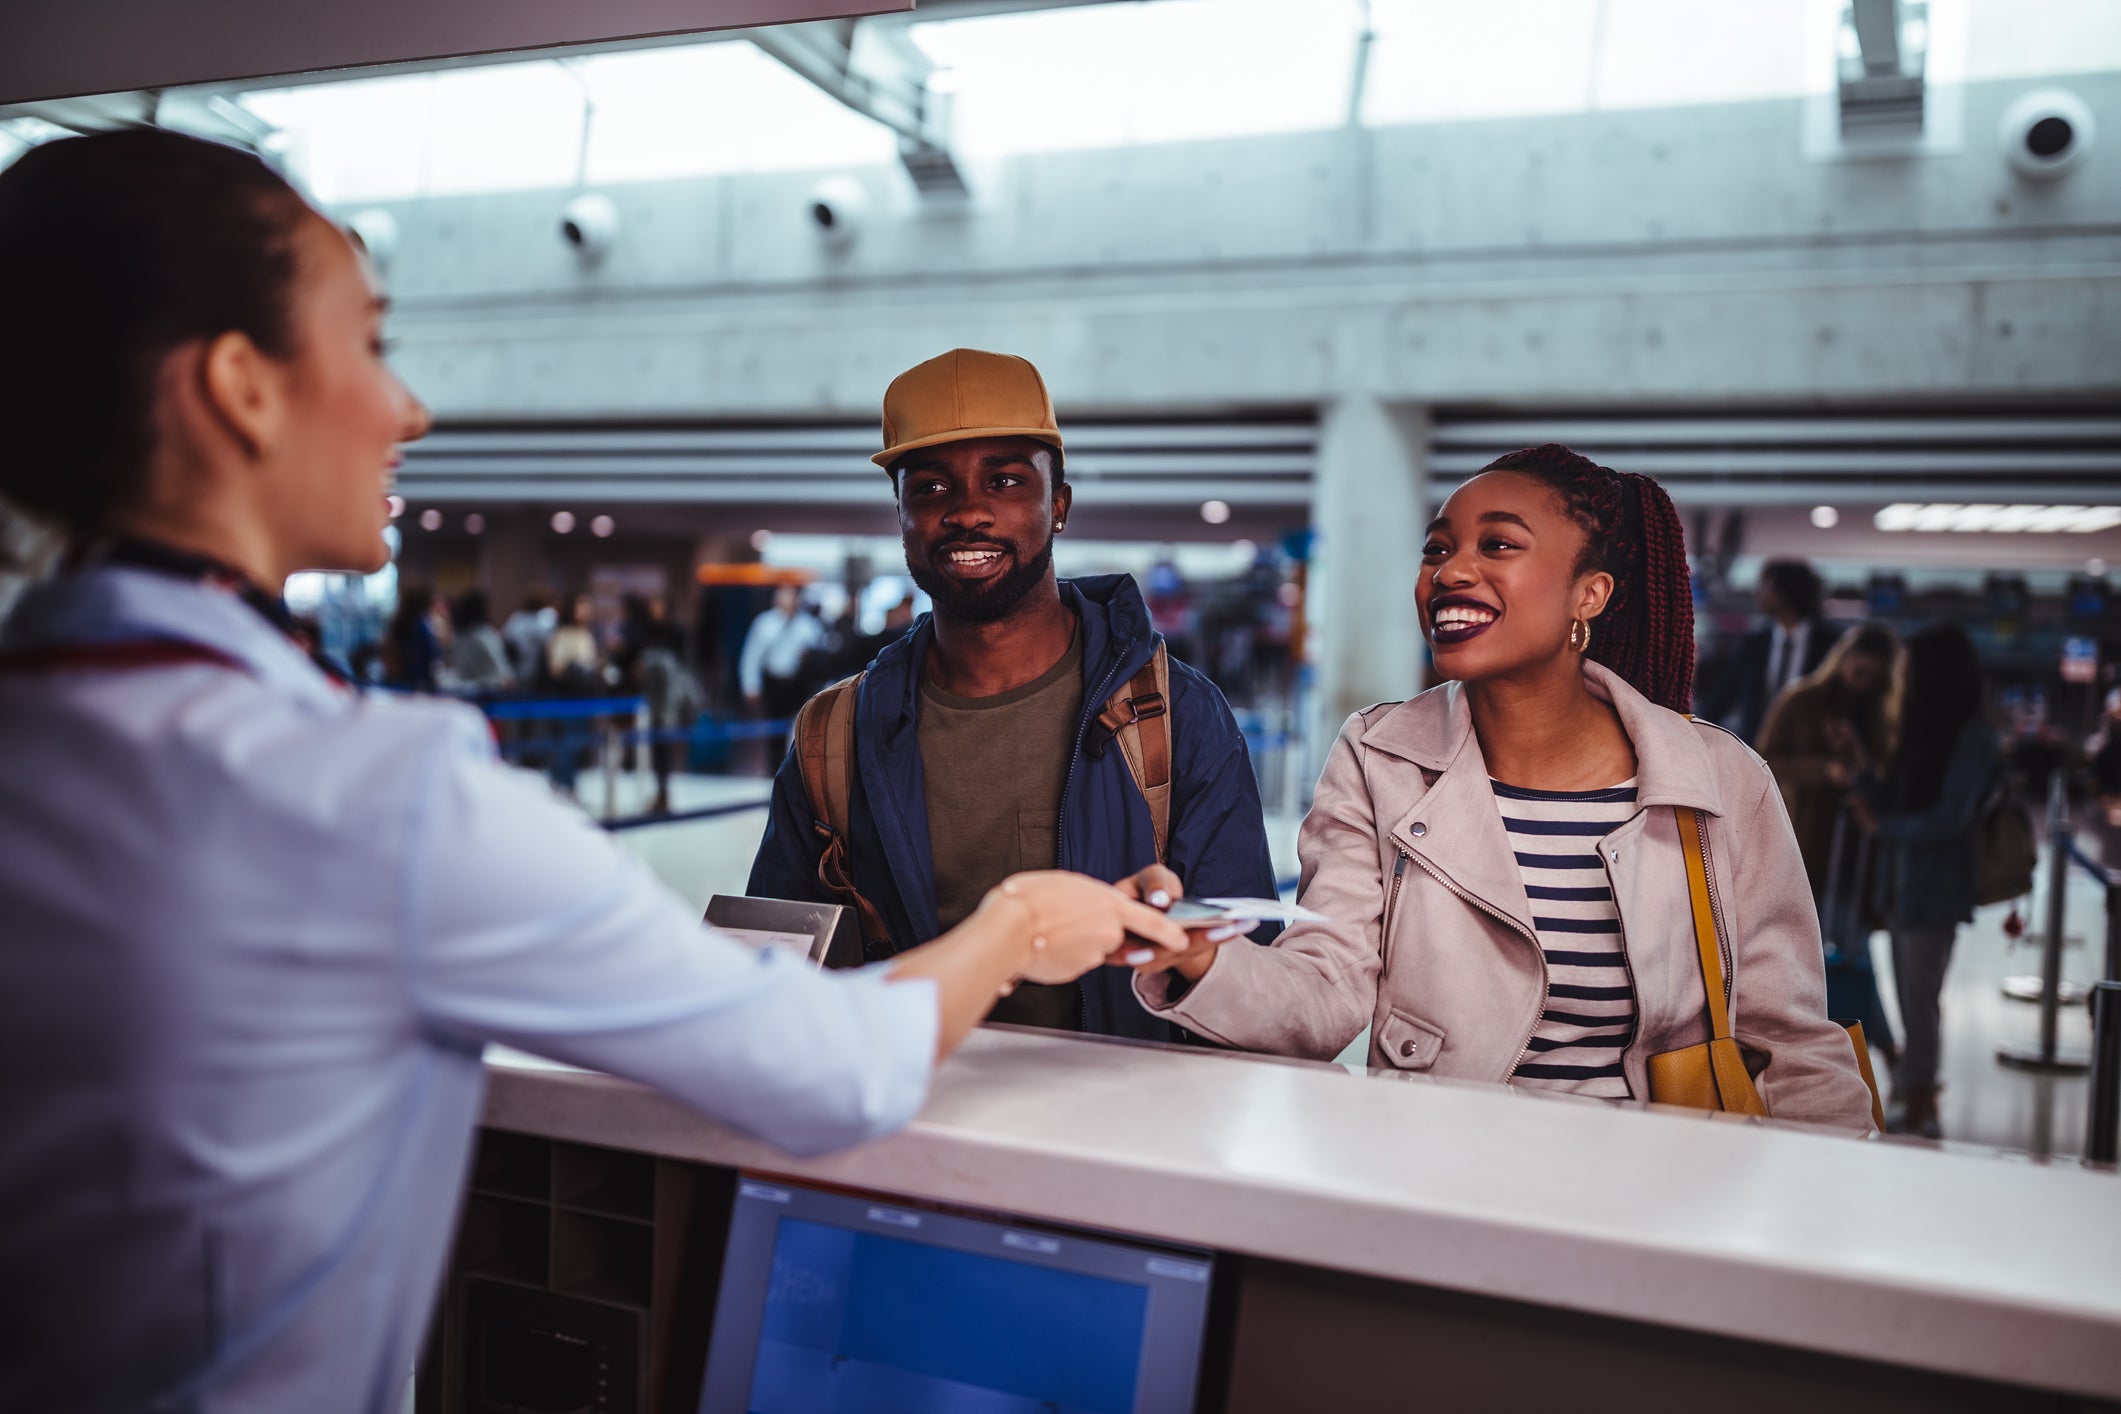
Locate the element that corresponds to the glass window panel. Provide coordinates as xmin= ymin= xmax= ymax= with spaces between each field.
xmin=1362 ymin=0 xmax=1603 ymax=125
xmin=911 ymin=0 xmax=1363 ymax=155
xmin=1591 ymin=0 xmax=1823 ymax=111
xmin=579 ymin=44 xmax=896 ymax=183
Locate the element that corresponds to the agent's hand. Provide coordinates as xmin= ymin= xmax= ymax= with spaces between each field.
xmin=979 ymin=872 xmax=1189 ymax=985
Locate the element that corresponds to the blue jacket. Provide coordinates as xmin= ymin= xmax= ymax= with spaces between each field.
xmin=747 ymin=574 xmax=1279 ymax=1040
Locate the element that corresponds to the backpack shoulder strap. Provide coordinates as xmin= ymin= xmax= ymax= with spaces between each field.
xmin=795 ymin=673 xmax=862 ymax=838
xmin=1095 ymin=643 xmax=1175 ymax=863
xmin=792 ymin=673 xmax=892 ymax=957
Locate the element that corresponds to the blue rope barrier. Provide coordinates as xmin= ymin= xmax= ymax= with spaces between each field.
xmin=2068 ymin=840 xmax=2116 ymax=888
xmin=600 ymin=799 xmax=772 ymax=833
xmin=484 ymin=696 xmax=645 ymax=722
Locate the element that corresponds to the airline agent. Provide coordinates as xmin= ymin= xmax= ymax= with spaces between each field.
xmin=0 ymin=129 xmax=1184 ymax=1413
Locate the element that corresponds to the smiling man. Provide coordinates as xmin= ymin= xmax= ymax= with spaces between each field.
xmin=746 ymin=348 xmax=1278 ymax=1037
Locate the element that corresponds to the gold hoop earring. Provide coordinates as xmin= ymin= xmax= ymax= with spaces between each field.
xmin=1569 ymin=619 xmax=1591 ymax=654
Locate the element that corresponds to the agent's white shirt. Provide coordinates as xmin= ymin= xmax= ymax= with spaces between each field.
xmin=738 ymin=606 xmax=829 ymax=696
xmin=0 ymin=566 xmax=936 ymax=1414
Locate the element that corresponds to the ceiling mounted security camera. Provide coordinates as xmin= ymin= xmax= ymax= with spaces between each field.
xmin=807 ymin=176 xmax=869 ymax=249
xmin=2000 ymin=88 xmax=2095 ymax=180
xmin=559 ymin=193 xmax=619 ymax=261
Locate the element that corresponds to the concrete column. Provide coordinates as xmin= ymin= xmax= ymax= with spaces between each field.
xmin=479 ymin=514 xmax=547 ymax=619
xmin=1310 ymin=395 xmax=1429 ymax=738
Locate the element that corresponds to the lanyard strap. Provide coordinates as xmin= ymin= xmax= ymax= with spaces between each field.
xmin=0 ymin=638 xmax=246 ymax=677
xmin=56 ymin=537 xmax=349 ymax=686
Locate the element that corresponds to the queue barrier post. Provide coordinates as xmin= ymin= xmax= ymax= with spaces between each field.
xmin=2000 ymin=772 xmax=2090 ymax=1073
xmin=2091 ymin=983 xmax=2121 ymax=1167
xmin=2088 ymin=872 xmax=2121 ymax=1165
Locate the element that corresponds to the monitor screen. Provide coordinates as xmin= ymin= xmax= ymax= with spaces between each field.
xmin=698 ymin=1175 xmax=1217 ymax=1414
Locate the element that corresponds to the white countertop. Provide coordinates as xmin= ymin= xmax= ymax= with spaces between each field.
xmin=484 ymin=1029 xmax=2121 ymax=1400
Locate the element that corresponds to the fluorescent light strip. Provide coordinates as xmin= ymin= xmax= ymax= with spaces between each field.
xmin=1874 ymin=503 xmax=2121 ymax=534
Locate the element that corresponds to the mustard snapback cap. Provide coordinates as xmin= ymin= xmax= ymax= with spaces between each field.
xmin=873 ymin=348 xmax=1064 ymax=470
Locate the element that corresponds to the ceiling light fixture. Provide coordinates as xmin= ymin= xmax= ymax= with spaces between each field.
xmin=1873 ymin=503 xmax=2121 ymax=534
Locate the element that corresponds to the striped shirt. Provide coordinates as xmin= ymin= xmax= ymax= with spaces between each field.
xmin=1494 ymin=779 xmax=1640 ymax=1099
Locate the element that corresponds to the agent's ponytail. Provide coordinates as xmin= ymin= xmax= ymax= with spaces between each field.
xmin=0 ymin=128 xmax=309 ymax=538
xmin=1481 ymin=443 xmax=1696 ymax=713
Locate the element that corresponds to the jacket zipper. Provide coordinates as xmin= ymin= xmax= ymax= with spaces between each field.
xmin=1601 ymin=845 xmax=1645 ymax=1076
xmin=1057 ymin=641 xmax=1137 ymax=1034
xmin=1693 ymin=810 xmax=1735 ymax=1005
xmin=1384 ymin=852 xmax=1408 ymax=937
xmin=1401 ymin=851 xmax=1548 ymax=1077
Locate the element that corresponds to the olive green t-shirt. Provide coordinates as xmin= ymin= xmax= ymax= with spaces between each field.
xmin=919 ymin=629 xmax=1086 ymax=1031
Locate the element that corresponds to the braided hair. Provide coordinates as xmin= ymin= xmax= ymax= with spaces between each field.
xmin=1480 ymin=443 xmax=1696 ymax=713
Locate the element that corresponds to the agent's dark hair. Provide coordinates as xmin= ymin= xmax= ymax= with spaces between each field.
xmin=0 ymin=128 xmax=312 ymax=537
xmin=1759 ymin=559 xmax=1824 ymax=621
xmin=1889 ymin=623 xmax=1986 ymax=813
xmin=454 ymin=588 xmax=492 ymax=629
xmin=1480 ymin=443 xmax=1696 ymax=713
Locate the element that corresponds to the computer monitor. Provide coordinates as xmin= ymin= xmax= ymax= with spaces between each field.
xmin=698 ymin=1175 xmax=1218 ymax=1414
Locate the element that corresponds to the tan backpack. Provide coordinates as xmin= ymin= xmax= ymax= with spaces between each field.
xmin=793 ymin=645 xmax=1174 ymax=955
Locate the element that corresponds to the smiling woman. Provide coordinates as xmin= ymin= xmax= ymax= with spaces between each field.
xmin=1133 ymin=442 xmax=1876 ymax=1133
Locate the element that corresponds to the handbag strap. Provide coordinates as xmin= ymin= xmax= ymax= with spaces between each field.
xmin=1675 ymin=804 xmax=1733 ymax=1042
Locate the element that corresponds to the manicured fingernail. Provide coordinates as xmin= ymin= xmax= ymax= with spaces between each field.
xmin=1148 ymin=890 xmax=1171 ymax=908
xmin=1125 ymin=949 xmax=1156 ymax=965
xmin=1032 ymin=935 xmax=1048 ymax=951
xmin=1207 ymin=924 xmax=1248 ymax=942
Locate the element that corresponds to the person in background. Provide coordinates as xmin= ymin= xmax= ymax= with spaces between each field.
xmin=539 ymin=592 xmax=604 ymax=793
xmin=1130 ymin=444 xmax=1874 ymax=1131
xmin=614 ymin=593 xmax=701 ymax=815
xmin=831 ymin=591 xmax=921 ymax=679
xmin=448 ymin=587 xmax=515 ymax=696
xmin=1698 ymin=559 xmax=1838 ymax=746
xmin=502 ymin=587 xmax=556 ymax=687
xmin=1849 ymin=623 xmax=2000 ymax=1139
xmin=385 ymin=579 xmax=442 ymax=690
xmin=739 ymin=583 xmax=829 ymax=763
xmin=545 ymin=591 xmax=603 ymax=693
xmin=2088 ymin=687 xmax=2121 ymax=870
xmin=0 ymin=127 xmax=1187 ymax=1412
xmin=749 ymin=348 xmax=1280 ymax=1039
xmin=1757 ymin=623 xmax=1901 ymax=1064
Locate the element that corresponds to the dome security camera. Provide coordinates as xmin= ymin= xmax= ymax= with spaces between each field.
xmin=345 ymin=208 xmax=399 ymax=270
xmin=559 ymin=193 xmax=619 ymax=261
xmin=1999 ymin=88 xmax=2095 ymax=179
xmin=806 ymin=176 xmax=869 ymax=248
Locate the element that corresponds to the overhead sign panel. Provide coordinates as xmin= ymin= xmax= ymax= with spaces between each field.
xmin=0 ymin=0 xmax=910 ymax=106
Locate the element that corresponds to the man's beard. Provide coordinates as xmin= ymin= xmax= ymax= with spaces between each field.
xmin=907 ymin=530 xmax=1055 ymax=626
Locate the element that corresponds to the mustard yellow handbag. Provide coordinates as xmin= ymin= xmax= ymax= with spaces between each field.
xmin=1647 ymin=806 xmax=1768 ymax=1115
xmin=1648 ymin=806 xmax=1887 ymax=1129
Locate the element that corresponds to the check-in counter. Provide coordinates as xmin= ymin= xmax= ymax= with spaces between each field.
xmin=421 ymin=1029 xmax=2121 ymax=1413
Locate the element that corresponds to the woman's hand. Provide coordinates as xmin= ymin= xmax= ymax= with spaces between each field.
xmin=1115 ymin=863 xmax=1185 ymax=910
xmin=979 ymin=872 xmax=1190 ymax=984
xmin=1113 ymin=864 xmax=1257 ymax=983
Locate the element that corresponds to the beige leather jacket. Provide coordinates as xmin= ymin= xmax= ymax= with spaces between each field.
xmin=1139 ymin=662 xmax=1876 ymax=1133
